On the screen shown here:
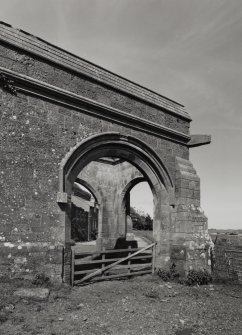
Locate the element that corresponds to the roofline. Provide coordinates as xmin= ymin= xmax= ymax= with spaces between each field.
xmin=0 ymin=21 xmax=184 ymax=108
xmin=0 ymin=21 xmax=191 ymax=120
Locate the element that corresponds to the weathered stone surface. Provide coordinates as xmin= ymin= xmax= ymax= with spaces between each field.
xmin=13 ymin=288 xmax=50 ymax=301
xmin=0 ymin=23 xmax=190 ymax=121
xmin=0 ymin=22 xmax=211 ymax=282
xmin=188 ymin=134 xmax=211 ymax=148
xmin=77 ymin=160 xmax=142 ymax=248
xmin=213 ymin=234 xmax=242 ymax=284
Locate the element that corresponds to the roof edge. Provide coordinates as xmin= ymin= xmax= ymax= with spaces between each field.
xmin=0 ymin=21 xmax=191 ymax=120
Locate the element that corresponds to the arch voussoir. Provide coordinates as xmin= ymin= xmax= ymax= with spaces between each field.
xmin=59 ymin=132 xmax=174 ymax=281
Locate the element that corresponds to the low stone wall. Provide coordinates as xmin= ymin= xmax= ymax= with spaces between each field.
xmin=0 ymin=242 xmax=63 ymax=281
xmin=212 ymin=234 xmax=242 ymax=284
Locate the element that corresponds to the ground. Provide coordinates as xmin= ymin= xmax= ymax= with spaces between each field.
xmin=0 ymin=275 xmax=241 ymax=335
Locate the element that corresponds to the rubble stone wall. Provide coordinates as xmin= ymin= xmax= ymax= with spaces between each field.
xmin=0 ymin=23 xmax=210 ymax=282
xmin=213 ymin=234 xmax=242 ymax=284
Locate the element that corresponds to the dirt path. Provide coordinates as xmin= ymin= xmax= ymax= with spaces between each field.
xmin=0 ymin=275 xmax=241 ymax=335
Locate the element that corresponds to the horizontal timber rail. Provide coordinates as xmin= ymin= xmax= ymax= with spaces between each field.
xmin=74 ymin=254 xmax=152 ymax=266
xmin=71 ymin=242 xmax=156 ymax=286
xmin=225 ymin=250 xmax=242 ymax=254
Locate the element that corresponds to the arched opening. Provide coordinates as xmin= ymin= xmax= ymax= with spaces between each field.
xmin=71 ymin=182 xmax=99 ymax=244
xmin=130 ymin=181 xmax=154 ymax=231
xmin=121 ymin=179 xmax=155 ymax=249
xmin=58 ymin=132 xmax=174 ymax=281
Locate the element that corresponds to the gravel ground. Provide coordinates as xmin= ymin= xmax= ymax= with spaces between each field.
xmin=0 ymin=275 xmax=241 ymax=335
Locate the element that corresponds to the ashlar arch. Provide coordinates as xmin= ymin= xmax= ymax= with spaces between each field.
xmin=58 ymin=132 xmax=175 ymax=281
xmin=59 ymin=132 xmax=174 ymax=194
xmin=75 ymin=177 xmax=102 ymax=206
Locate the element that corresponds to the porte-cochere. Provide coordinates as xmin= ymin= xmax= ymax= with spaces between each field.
xmin=0 ymin=22 xmax=211 ymax=283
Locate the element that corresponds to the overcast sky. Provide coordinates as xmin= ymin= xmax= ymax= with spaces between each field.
xmin=1 ymin=0 xmax=241 ymax=229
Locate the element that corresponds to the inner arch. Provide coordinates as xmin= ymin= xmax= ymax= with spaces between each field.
xmin=59 ymin=132 xmax=174 ymax=281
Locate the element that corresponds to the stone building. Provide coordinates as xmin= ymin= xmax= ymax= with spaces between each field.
xmin=0 ymin=22 xmax=211 ymax=282
xmin=71 ymin=182 xmax=98 ymax=243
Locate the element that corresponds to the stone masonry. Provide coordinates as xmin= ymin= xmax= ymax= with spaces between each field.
xmin=0 ymin=22 xmax=211 ymax=282
xmin=213 ymin=234 xmax=242 ymax=284
xmin=78 ymin=160 xmax=143 ymax=248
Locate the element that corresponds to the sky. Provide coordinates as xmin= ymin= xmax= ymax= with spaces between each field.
xmin=1 ymin=0 xmax=241 ymax=229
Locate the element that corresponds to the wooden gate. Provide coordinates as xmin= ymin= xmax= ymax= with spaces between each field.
xmin=71 ymin=242 xmax=156 ymax=285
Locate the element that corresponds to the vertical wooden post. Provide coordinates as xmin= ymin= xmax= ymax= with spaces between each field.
xmin=125 ymin=192 xmax=130 ymax=236
xmin=128 ymin=245 xmax=131 ymax=274
xmin=71 ymin=248 xmax=75 ymax=286
xmin=102 ymin=248 xmax=105 ymax=278
xmin=152 ymin=244 xmax=156 ymax=275
xmin=87 ymin=210 xmax=92 ymax=241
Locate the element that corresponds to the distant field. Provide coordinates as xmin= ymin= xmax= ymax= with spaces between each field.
xmin=209 ymin=229 xmax=242 ymax=235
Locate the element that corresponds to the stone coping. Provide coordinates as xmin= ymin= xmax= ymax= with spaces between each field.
xmin=0 ymin=21 xmax=191 ymax=121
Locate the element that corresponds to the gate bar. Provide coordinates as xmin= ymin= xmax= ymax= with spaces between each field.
xmin=77 ymin=242 xmax=156 ymax=284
